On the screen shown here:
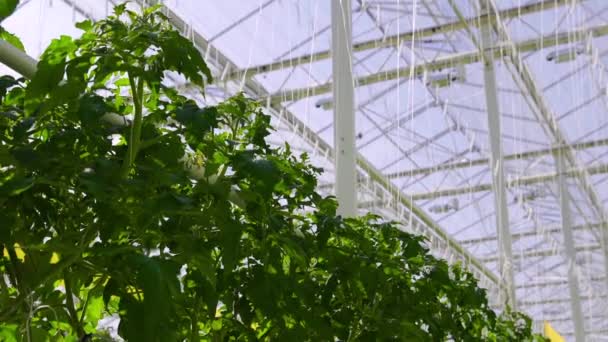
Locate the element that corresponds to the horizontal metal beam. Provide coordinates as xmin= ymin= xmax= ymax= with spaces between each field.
xmin=387 ymin=137 xmax=608 ymax=179
xmin=265 ymin=23 xmax=608 ymax=104
xmin=564 ymin=329 xmax=608 ymax=337
xmin=550 ymin=315 xmax=608 ymax=325
xmin=409 ymin=163 xmax=608 ymax=201
xmin=230 ymin=0 xmax=578 ymax=79
xmin=520 ymin=294 xmax=607 ymax=307
xmin=516 ymin=275 xmax=606 ymax=289
xmin=460 ymin=222 xmax=607 ymax=246
xmin=319 ymin=137 xmax=608 ymax=191
xmin=480 ymin=244 xmax=601 ymax=263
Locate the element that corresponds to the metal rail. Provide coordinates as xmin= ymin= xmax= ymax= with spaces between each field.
xmin=228 ymin=0 xmax=583 ymax=79
xmin=265 ymin=23 xmax=608 ymax=104
xmin=386 ymin=137 xmax=608 ymax=179
xmin=409 ymin=163 xmax=608 ymax=200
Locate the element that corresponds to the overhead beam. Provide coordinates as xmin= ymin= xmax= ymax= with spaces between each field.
xmin=230 ymin=0 xmax=581 ymax=78
xmin=564 ymin=329 xmax=608 ymax=337
xmin=546 ymin=314 xmax=606 ymax=324
xmin=516 ymin=274 xmax=606 ymax=289
xmin=409 ymin=163 xmax=608 ymax=200
xmin=322 ymin=161 xmax=608 ymax=198
xmin=520 ymin=294 xmax=607 ymax=307
xmin=547 ymin=317 xmax=608 ymax=335
xmin=480 ymin=244 xmax=601 ymax=263
xmin=460 ymin=222 xmax=607 ymax=246
xmin=387 ymin=137 xmax=608 ymax=179
xmin=264 ymin=22 xmax=608 ymax=104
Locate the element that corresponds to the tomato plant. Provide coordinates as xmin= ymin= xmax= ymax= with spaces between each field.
xmin=0 ymin=4 xmax=545 ymax=341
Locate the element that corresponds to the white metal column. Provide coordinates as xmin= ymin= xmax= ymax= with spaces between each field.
xmin=480 ymin=9 xmax=516 ymax=309
xmin=331 ymin=0 xmax=357 ymax=217
xmin=556 ymin=151 xmax=585 ymax=342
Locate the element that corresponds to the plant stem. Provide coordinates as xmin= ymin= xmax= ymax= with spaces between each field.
xmin=190 ymin=301 xmax=199 ymax=342
xmin=64 ymin=270 xmax=85 ymax=338
xmin=138 ymin=128 xmax=185 ymax=151
xmin=120 ymin=74 xmax=145 ymax=178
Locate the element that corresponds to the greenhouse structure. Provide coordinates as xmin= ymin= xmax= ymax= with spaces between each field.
xmin=1 ymin=0 xmax=608 ymax=340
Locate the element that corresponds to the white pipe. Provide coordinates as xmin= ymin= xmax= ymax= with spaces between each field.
xmin=0 ymin=39 xmax=37 ymax=79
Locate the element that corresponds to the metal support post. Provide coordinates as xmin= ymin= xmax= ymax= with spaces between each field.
xmin=480 ymin=10 xmax=516 ymax=310
xmin=331 ymin=0 xmax=357 ymax=217
xmin=556 ymin=151 xmax=585 ymax=342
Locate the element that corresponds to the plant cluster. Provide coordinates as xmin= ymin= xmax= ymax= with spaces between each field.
xmin=0 ymin=3 xmax=545 ymax=341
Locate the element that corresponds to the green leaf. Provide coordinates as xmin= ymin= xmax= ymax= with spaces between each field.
xmin=0 ymin=324 xmax=18 ymax=342
xmin=119 ymin=255 xmax=179 ymax=341
xmin=232 ymin=151 xmax=281 ymax=196
xmin=74 ymin=19 xmax=93 ymax=32
xmin=220 ymin=220 xmax=241 ymax=274
xmin=113 ymin=3 xmax=126 ymax=15
xmin=175 ymin=101 xmax=218 ymax=133
xmin=27 ymin=35 xmax=76 ymax=106
xmin=77 ymin=93 xmax=109 ymax=126
xmin=0 ymin=74 xmax=18 ymax=93
xmin=83 ymin=295 xmax=104 ymax=333
xmin=29 ymin=326 xmax=48 ymax=341
xmin=157 ymin=30 xmax=213 ymax=86
xmin=0 ymin=175 xmax=34 ymax=196
xmin=0 ymin=28 xmax=24 ymax=52
xmin=211 ymin=319 xmax=222 ymax=331
xmin=102 ymin=278 xmax=120 ymax=309
xmin=0 ymin=0 xmax=18 ymax=19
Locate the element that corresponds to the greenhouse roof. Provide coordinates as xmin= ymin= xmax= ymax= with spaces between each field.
xmin=2 ymin=0 xmax=608 ymax=338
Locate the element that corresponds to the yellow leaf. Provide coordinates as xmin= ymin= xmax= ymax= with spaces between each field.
xmin=13 ymin=243 xmax=26 ymax=262
xmin=50 ymin=252 xmax=60 ymax=264
xmin=544 ymin=321 xmax=565 ymax=342
xmin=4 ymin=243 xmax=26 ymax=262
